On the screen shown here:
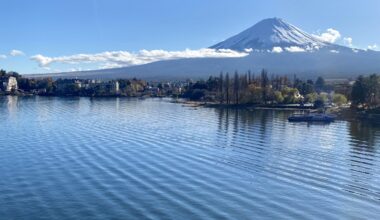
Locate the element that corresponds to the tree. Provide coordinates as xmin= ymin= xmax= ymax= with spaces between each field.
xmin=318 ymin=93 xmax=329 ymax=103
xmin=239 ymin=74 xmax=249 ymax=102
xmin=8 ymin=71 xmax=21 ymax=79
xmin=247 ymin=85 xmax=262 ymax=104
xmin=219 ymin=72 xmax=224 ymax=103
xmin=282 ymin=87 xmax=301 ymax=104
xmin=206 ymin=76 xmax=218 ymax=91
xmin=192 ymin=80 xmax=208 ymax=90
xmin=333 ymin=94 xmax=348 ymax=106
xmin=274 ymin=91 xmax=284 ymax=103
xmin=64 ymin=84 xmax=80 ymax=95
xmin=225 ymin=73 xmax=230 ymax=104
xmin=351 ymin=75 xmax=369 ymax=106
xmin=233 ymin=71 xmax=240 ymax=104
xmin=314 ymin=99 xmax=325 ymax=109
xmin=305 ymin=93 xmax=318 ymax=103
xmin=351 ymin=74 xmax=380 ymax=107
xmin=261 ymin=69 xmax=269 ymax=103
xmin=297 ymin=81 xmax=315 ymax=95
xmin=18 ymin=78 xmax=31 ymax=90
xmin=367 ymin=74 xmax=380 ymax=105
xmin=118 ymin=79 xmax=130 ymax=90
xmin=188 ymin=89 xmax=206 ymax=100
xmin=315 ymin=76 xmax=325 ymax=91
xmin=0 ymin=69 xmax=6 ymax=77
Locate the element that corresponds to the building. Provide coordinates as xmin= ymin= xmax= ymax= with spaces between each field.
xmin=2 ymin=76 xmax=18 ymax=92
xmin=74 ymin=80 xmax=82 ymax=88
xmin=113 ymin=81 xmax=120 ymax=93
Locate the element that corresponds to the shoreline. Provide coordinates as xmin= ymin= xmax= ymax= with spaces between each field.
xmin=175 ymin=100 xmax=316 ymax=110
xmin=175 ymin=99 xmax=363 ymax=122
xmin=0 ymin=94 xmax=370 ymax=123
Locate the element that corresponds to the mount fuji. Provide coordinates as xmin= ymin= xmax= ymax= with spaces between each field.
xmin=210 ymin=18 xmax=347 ymax=52
xmin=40 ymin=18 xmax=380 ymax=80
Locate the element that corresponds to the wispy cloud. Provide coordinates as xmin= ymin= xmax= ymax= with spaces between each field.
xmin=10 ymin=49 xmax=25 ymax=56
xmin=30 ymin=48 xmax=249 ymax=69
xmin=313 ymin=28 xmax=341 ymax=43
xmin=0 ymin=54 xmax=7 ymax=59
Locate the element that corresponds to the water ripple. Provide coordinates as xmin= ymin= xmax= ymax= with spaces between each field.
xmin=0 ymin=97 xmax=380 ymax=219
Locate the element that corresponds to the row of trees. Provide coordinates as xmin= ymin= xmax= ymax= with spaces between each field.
xmin=18 ymin=77 xmax=55 ymax=93
xmin=0 ymin=68 xmax=351 ymax=107
xmin=0 ymin=69 xmax=21 ymax=79
xmin=51 ymin=79 xmax=147 ymax=97
xmin=184 ymin=69 xmax=342 ymax=106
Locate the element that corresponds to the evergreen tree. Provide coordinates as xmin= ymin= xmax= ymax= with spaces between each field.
xmin=315 ymin=76 xmax=325 ymax=91
xmin=351 ymin=75 xmax=367 ymax=106
xmin=0 ymin=69 xmax=6 ymax=77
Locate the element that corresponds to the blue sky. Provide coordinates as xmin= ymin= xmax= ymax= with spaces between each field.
xmin=1 ymin=0 xmax=379 ymax=74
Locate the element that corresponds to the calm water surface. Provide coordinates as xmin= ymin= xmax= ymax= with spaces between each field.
xmin=0 ymin=96 xmax=379 ymax=219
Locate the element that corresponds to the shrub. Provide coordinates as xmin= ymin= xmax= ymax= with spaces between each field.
xmin=333 ymin=93 xmax=348 ymax=106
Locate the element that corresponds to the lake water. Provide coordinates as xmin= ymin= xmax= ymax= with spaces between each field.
xmin=0 ymin=96 xmax=379 ymax=219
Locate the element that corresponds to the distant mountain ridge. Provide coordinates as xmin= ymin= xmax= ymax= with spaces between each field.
xmin=35 ymin=18 xmax=379 ymax=80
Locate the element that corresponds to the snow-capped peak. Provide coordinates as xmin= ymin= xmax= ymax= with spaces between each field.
xmin=210 ymin=18 xmax=337 ymax=52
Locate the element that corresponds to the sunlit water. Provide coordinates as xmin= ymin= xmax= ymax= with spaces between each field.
xmin=0 ymin=96 xmax=379 ymax=219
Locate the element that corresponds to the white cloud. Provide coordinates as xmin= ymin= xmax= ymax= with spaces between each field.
xmin=100 ymin=63 xmax=124 ymax=69
xmin=10 ymin=49 xmax=25 ymax=56
xmin=0 ymin=54 xmax=6 ymax=59
xmin=313 ymin=28 xmax=341 ymax=43
xmin=368 ymin=44 xmax=378 ymax=51
xmin=244 ymin=48 xmax=253 ymax=53
xmin=330 ymin=50 xmax=339 ymax=53
xmin=69 ymin=68 xmax=83 ymax=72
xmin=284 ymin=46 xmax=305 ymax=52
xmin=352 ymin=49 xmax=359 ymax=53
xmin=343 ymin=37 xmax=353 ymax=47
xmin=30 ymin=48 xmax=249 ymax=68
xmin=271 ymin=47 xmax=283 ymax=53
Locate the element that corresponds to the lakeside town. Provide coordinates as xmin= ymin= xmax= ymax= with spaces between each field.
xmin=1 ymin=68 xmax=380 ymax=121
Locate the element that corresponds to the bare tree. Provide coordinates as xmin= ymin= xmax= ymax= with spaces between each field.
xmin=233 ymin=71 xmax=240 ymax=104
xmin=219 ymin=72 xmax=224 ymax=103
xmin=225 ymin=73 xmax=230 ymax=104
xmin=261 ymin=69 xmax=269 ymax=104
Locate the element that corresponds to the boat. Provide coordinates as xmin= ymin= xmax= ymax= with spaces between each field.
xmin=288 ymin=113 xmax=336 ymax=122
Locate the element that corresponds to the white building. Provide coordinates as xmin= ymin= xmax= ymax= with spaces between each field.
xmin=114 ymin=81 xmax=120 ymax=93
xmin=3 ymin=76 xmax=18 ymax=92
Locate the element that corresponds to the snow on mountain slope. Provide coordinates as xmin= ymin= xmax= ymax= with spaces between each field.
xmin=210 ymin=18 xmax=338 ymax=51
xmin=37 ymin=18 xmax=379 ymax=80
